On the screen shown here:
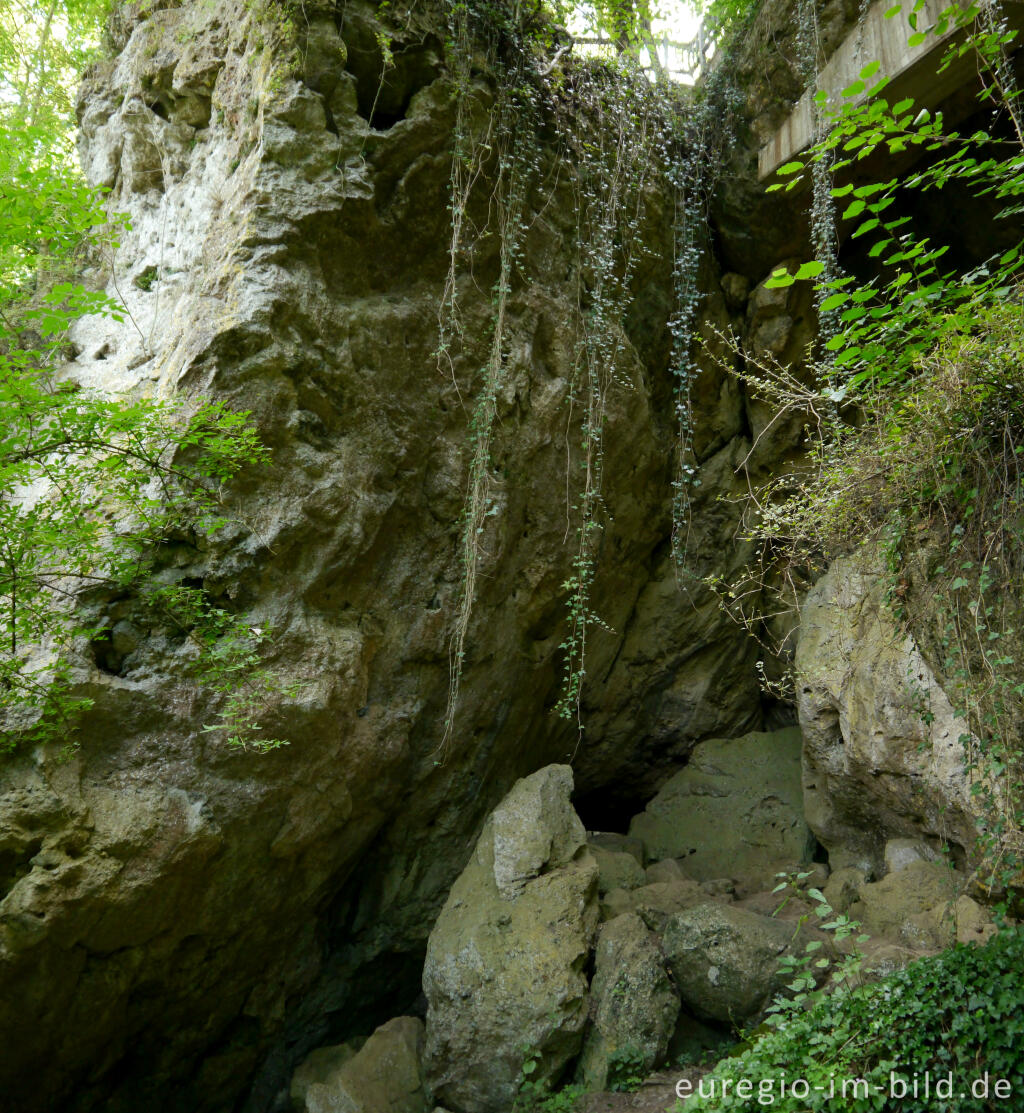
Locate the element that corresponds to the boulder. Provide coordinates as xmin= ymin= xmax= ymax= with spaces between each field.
xmin=796 ymin=553 xmax=981 ymax=871
xmin=576 ymin=914 xmax=679 ymax=1091
xmin=636 ymin=881 xmax=712 ymax=932
xmin=291 ymin=1045 xmax=357 ymax=1110
xmin=628 ymin=729 xmax=813 ymax=888
xmin=3 ymin=3 xmax=774 ymax=1110
xmin=822 ymin=867 xmax=868 ymax=915
xmin=600 ymin=887 xmax=637 ymax=922
xmin=589 ymin=844 xmax=646 ymax=895
xmin=422 ymin=766 xmax=598 ymax=1113
xmin=902 ymin=894 xmax=996 ymax=950
xmin=662 ymin=903 xmax=794 ymax=1023
xmin=601 ymin=880 xmax=707 ymax=933
xmin=292 ymin=1017 xmax=428 ymax=1113
xmin=645 ymin=859 xmax=690 ymax=885
xmin=700 ymin=878 xmax=737 ymax=899
xmin=947 ymin=895 xmax=998 ymax=945
xmin=850 ymin=860 xmax=956 ymax=945
xmin=588 ymin=833 xmax=645 ymax=864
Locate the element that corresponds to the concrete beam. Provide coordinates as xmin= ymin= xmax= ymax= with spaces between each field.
xmin=758 ymin=0 xmax=1024 ymax=179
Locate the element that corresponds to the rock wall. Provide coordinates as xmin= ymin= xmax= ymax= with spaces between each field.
xmin=2 ymin=0 xmax=990 ymax=1107
xmin=797 ymin=553 xmax=982 ymax=872
xmin=0 ymin=2 xmax=779 ymax=1111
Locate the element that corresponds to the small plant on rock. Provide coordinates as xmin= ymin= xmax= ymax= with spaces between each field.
xmin=765 ymin=870 xmax=870 ymax=1027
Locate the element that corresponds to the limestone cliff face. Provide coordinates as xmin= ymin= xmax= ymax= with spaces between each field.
xmin=797 ymin=554 xmax=983 ymax=873
xmin=0 ymin=3 xmax=770 ymax=1110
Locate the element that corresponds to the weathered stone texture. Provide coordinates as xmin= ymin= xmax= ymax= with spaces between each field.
xmin=422 ymin=767 xmax=598 ymax=1113
xmin=796 ymin=553 xmax=981 ymax=873
xmin=0 ymin=0 xmax=830 ymax=1109
xmin=576 ymin=913 xmax=679 ymax=1092
xmin=629 ymin=728 xmax=813 ymax=885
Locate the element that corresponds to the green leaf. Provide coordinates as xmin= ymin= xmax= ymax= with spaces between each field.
xmin=795 ymin=260 xmax=825 ymax=280
xmin=765 ymin=268 xmax=796 ymax=289
xmin=820 ymin=292 xmax=850 ymax=312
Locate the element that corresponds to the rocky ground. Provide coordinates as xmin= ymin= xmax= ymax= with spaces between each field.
xmin=287 ymin=732 xmax=999 ymax=1113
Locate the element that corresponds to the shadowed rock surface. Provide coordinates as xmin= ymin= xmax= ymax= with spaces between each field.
xmin=0 ymin=0 xmax=999 ymax=1109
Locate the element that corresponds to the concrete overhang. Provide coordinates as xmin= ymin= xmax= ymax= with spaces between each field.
xmin=759 ymin=0 xmax=1024 ymax=181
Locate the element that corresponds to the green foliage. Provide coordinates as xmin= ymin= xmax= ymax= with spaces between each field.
xmin=765 ymin=871 xmax=870 ymax=1027
xmin=0 ymin=0 xmax=110 ymax=140
xmin=145 ymin=586 xmax=292 ymax=754
xmin=674 ymin=928 xmax=1024 ymax=1111
xmin=606 ymin=1043 xmax=646 ymax=1091
xmin=0 ymin=329 xmax=272 ymax=749
xmin=664 ymin=71 xmax=741 ymax=569
xmin=764 ymin=0 xmax=1024 ymax=392
xmin=688 ymin=0 xmax=758 ymax=40
xmin=513 ymin=1049 xmax=583 ymax=1112
xmin=438 ymin=0 xmax=543 ymax=757
xmin=709 ymin=2 xmax=1024 ymax=881
xmin=437 ymin=1 xmax=745 ymax=746
xmin=552 ymin=58 xmax=669 ymax=728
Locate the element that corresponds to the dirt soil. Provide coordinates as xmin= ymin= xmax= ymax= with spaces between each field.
xmin=580 ymin=1068 xmax=710 ymax=1112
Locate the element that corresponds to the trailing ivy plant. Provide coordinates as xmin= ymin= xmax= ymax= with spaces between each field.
xmin=551 ymin=57 xmax=667 ymax=729
xmin=658 ymin=67 xmax=741 ymax=571
xmin=674 ymin=927 xmax=1024 ymax=1111
xmin=437 ymin=0 xmax=745 ymax=748
xmin=439 ymin=0 xmax=544 ymax=757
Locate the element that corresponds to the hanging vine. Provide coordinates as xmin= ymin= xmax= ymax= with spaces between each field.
xmin=550 ymin=60 xmax=666 ymax=730
xmin=439 ymin=3 xmax=542 ymax=757
xmin=661 ymin=71 xmax=740 ymax=572
xmin=436 ymin=1 xmax=742 ymax=748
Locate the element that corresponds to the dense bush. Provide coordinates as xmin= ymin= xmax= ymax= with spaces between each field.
xmin=676 ymin=929 xmax=1024 ymax=1111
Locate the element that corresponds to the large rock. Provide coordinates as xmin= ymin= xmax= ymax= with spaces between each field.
xmin=796 ymin=554 xmax=980 ymax=872
xmin=291 ymin=1017 xmax=428 ymax=1113
xmin=576 ymin=913 xmax=679 ymax=1091
xmin=422 ymin=766 xmax=598 ymax=1113
xmin=629 ymin=728 xmax=813 ymax=886
xmin=0 ymin=1 xmax=779 ymax=1110
xmin=662 ymin=903 xmax=794 ymax=1023
xmin=850 ymin=860 xmax=957 ymax=945
xmin=589 ymin=843 xmax=647 ymax=895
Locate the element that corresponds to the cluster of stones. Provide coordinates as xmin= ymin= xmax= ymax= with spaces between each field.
xmin=288 ymin=731 xmax=994 ymax=1113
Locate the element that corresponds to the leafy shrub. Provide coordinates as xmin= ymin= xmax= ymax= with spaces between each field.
xmin=676 ymin=928 xmax=1024 ymax=1111
xmin=606 ymin=1043 xmax=646 ymax=1091
xmin=707 ymin=2 xmax=1024 ymax=887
